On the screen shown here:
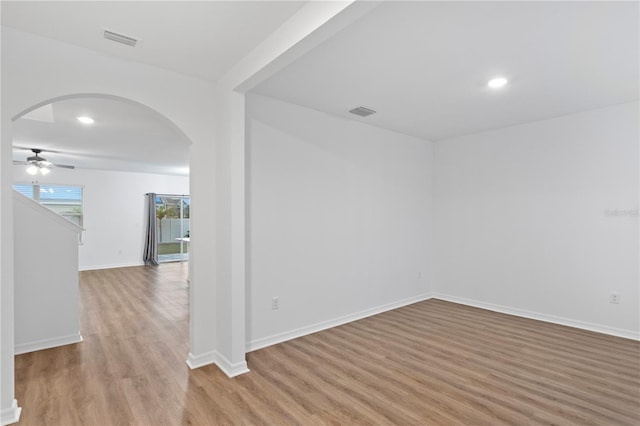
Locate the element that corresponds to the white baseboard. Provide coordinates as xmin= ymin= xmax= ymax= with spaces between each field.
xmin=15 ymin=332 xmax=83 ymax=355
xmin=433 ymin=293 xmax=640 ymax=341
xmin=186 ymin=350 xmax=250 ymax=378
xmin=79 ymin=261 xmax=144 ymax=272
xmin=1 ymin=399 xmax=21 ymax=426
xmin=246 ymin=293 xmax=433 ymax=352
xmin=186 ymin=350 xmax=217 ymax=369
xmin=213 ymin=351 xmax=250 ymax=377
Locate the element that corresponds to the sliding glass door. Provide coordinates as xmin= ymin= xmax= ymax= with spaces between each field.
xmin=155 ymin=195 xmax=190 ymax=263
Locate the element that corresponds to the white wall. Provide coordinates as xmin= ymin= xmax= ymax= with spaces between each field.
xmin=434 ymin=102 xmax=639 ymax=338
xmin=13 ymin=192 xmax=82 ymax=354
xmin=12 ymin=166 xmax=189 ymax=270
xmin=246 ymin=93 xmax=434 ymax=349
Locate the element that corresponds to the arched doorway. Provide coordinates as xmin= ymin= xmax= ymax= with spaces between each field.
xmin=3 ymin=94 xmax=211 ymax=422
xmin=12 ymin=92 xmax=192 ymax=335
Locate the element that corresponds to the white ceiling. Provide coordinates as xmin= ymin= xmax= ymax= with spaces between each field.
xmin=1 ymin=1 xmax=306 ymax=82
xmin=253 ymin=1 xmax=639 ymax=141
xmin=4 ymin=1 xmax=638 ymax=176
xmin=12 ymin=97 xmax=191 ymax=175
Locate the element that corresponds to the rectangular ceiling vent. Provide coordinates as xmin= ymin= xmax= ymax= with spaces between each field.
xmin=104 ymin=30 xmax=139 ymax=47
xmin=349 ymin=106 xmax=376 ymax=117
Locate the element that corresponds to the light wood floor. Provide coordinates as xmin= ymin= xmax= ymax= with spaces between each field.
xmin=15 ymin=263 xmax=640 ymax=425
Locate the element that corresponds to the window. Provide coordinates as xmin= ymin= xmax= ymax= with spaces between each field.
xmin=13 ymin=183 xmax=83 ymax=226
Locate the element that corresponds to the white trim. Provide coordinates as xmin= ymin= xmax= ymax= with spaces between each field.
xmin=213 ymin=351 xmax=250 ymax=378
xmin=186 ymin=350 xmax=216 ymax=369
xmin=0 ymin=399 xmax=21 ymax=425
xmin=186 ymin=351 xmax=250 ymax=378
xmin=15 ymin=333 xmax=83 ymax=355
xmin=246 ymin=293 xmax=433 ymax=352
xmin=79 ymin=262 xmax=144 ymax=272
xmin=433 ymin=294 xmax=640 ymax=341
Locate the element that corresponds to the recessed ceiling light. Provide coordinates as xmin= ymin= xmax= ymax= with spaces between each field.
xmin=487 ymin=77 xmax=508 ymax=89
xmin=77 ymin=116 xmax=94 ymax=124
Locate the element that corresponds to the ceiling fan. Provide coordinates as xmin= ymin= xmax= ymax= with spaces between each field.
xmin=13 ymin=148 xmax=75 ymax=175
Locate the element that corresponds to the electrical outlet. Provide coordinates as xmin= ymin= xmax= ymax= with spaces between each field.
xmin=610 ymin=292 xmax=620 ymax=304
xmin=271 ymin=297 xmax=279 ymax=310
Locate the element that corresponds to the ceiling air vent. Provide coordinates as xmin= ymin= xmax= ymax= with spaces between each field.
xmin=349 ymin=106 xmax=376 ymax=117
xmin=104 ymin=29 xmax=139 ymax=47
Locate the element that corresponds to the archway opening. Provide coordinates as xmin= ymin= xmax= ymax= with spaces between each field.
xmin=11 ymin=93 xmax=194 ymax=382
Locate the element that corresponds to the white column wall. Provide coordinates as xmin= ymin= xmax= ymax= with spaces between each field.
xmin=1 ymin=114 xmax=19 ymax=425
xmin=209 ymin=0 xmax=375 ymax=372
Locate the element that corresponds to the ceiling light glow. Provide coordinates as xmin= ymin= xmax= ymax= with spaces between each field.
xmin=488 ymin=77 xmax=508 ymax=89
xmin=77 ymin=116 xmax=95 ymax=124
xmin=26 ymin=165 xmax=38 ymax=175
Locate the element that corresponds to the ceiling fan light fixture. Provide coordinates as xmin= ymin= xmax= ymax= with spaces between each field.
xmin=16 ymin=148 xmax=75 ymax=174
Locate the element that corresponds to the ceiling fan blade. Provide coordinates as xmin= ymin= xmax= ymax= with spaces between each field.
xmin=14 ymin=147 xmax=76 ymax=170
xmin=13 ymin=146 xmax=67 ymax=155
xmin=14 ymin=160 xmax=75 ymax=169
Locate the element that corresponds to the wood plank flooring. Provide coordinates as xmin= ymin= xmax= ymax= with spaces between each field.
xmin=15 ymin=263 xmax=640 ymax=425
